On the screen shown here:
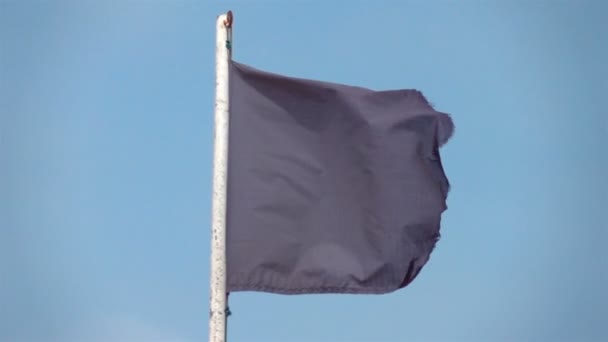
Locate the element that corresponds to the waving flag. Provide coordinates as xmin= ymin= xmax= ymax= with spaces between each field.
xmin=225 ymin=61 xmax=454 ymax=295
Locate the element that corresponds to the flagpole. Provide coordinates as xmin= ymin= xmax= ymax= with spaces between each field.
xmin=209 ymin=10 xmax=232 ymax=342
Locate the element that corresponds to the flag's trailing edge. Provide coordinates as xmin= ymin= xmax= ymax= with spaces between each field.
xmin=226 ymin=60 xmax=454 ymax=295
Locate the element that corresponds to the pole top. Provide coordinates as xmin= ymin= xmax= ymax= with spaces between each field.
xmin=224 ymin=10 xmax=233 ymax=28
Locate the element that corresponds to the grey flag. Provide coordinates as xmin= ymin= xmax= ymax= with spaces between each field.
xmin=226 ymin=61 xmax=454 ymax=295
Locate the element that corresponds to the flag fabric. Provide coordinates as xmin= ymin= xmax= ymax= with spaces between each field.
xmin=226 ymin=60 xmax=454 ymax=295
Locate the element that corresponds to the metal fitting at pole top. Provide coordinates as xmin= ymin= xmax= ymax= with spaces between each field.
xmin=224 ymin=10 xmax=233 ymax=28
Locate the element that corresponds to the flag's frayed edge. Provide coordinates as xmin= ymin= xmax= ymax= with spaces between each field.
xmin=421 ymin=98 xmax=455 ymax=148
xmin=437 ymin=112 xmax=455 ymax=147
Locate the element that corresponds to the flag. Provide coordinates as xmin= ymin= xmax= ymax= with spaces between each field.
xmin=226 ymin=61 xmax=454 ymax=295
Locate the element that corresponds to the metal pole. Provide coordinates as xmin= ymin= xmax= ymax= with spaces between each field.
xmin=209 ymin=10 xmax=232 ymax=342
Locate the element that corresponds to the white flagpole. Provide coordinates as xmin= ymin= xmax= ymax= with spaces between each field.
xmin=209 ymin=10 xmax=232 ymax=342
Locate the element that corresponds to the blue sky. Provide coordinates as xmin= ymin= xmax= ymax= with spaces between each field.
xmin=1 ymin=1 xmax=606 ymax=341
